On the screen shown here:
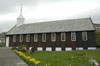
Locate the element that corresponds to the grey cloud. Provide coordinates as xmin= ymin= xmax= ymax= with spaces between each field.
xmin=0 ymin=0 xmax=100 ymax=33
xmin=69 ymin=7 xmax=100 ymax=23
xmin=0 ymin=0 xmax=37 ymax=14
xmin=0 ymin=21 xmax=16 ymax=33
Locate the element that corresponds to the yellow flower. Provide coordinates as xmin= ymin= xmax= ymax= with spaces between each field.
xmin=34 ymin=61 xmax=40 ymax=65
xmin=48 ymin=63 xmax=50 ymax=65
xmin=89 ymin=60 xmax=90 ymax=62
xmin=26 ymin=56 xmax=31 ymax=60
xmin=14 ymin=50 xmax=41 ymax=65
xmin=30 ymin=58 xmax=36 ymax=62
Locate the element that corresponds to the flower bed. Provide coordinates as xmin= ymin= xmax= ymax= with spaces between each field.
xmin=13 ymin=50 xmax=50 ymax=66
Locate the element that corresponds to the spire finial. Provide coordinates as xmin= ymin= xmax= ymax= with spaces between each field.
xmin=20 ymin=4 xmax=22 ymax=15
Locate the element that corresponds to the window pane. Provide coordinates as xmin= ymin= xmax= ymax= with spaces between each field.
xmin=61 ymin=32 xmax=66 ymax=41
xmin=13 ymin=35 xmax=16 ymax=42
xmin=20 ymin=35 xmax=23 ymax=42
xmin=82 ymin=32 xmax=87 ymax=41
xmin=42 ymin=33 xmax=46 ymax=42
xmin=26 ymin=34 xmax=30 ymax=42
xmin=51 ymin=33 xmax=56 ymax=42
xmin=34 ymin=34 xmax=38 ymax=42
xmin=71 ymin=32 xmax=76 ymax=41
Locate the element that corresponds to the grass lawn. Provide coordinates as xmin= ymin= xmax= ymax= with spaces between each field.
xmin=23 ymin=50 xmax=100 ymax=66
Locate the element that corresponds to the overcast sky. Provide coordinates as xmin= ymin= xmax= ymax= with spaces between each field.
xmin=0 ymin=0 xmax=100 ymax=33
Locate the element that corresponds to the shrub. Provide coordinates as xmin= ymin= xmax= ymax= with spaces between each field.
xmin=0 ymin=43 xmax=5 ymax=47
xmin=18 ymin=44 xmax=27 ymax=52
xmin=96 ymin=40 xmax=100 ymax=47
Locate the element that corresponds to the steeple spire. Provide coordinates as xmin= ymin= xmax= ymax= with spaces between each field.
xmin=16 ymin=4 xmax=25 ymax=27
xmin=20 ymin=4 xmax=22 ymax=15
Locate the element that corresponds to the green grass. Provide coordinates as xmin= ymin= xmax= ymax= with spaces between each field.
xmin=23 ymin=50 xmax=100 ymax=66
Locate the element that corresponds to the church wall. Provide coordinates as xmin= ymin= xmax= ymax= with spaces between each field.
xmin=7 ymin=31 xmax=96 ymax=51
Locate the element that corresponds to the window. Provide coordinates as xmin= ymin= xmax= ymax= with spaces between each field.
xmin=34 ymin=34 xmax=38 ymax=42
xmin=82 ymin=32 xmax=87 ymax=41
xmin=61 ymin=32 xmax=66 ymax=41
xmin=42 ymin=33 xmax=46 ymax=42
xmin=19 ymin=35 xmax=23 ymax=42
xmin=51 ymin=33 xmax=56 ymax=42
xmin=13 ymin=35 xmax=16 ymax=42
xmin=71 ymin=32 xmax=76 ymax=41
xmin=26 ymin=34 xmax=30 ymax=42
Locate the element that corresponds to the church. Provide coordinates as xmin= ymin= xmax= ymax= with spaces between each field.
xmin=6 ymin=6 xmax=96 ymax=51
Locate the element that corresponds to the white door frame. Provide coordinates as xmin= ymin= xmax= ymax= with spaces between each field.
xmin=6 ymin=36 xmax=9 ymax=47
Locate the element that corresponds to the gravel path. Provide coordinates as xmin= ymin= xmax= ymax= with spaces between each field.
xmin=0 ymin=47 xmax=28 ymax=66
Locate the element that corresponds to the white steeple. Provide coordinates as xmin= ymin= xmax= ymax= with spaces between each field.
xmin=16 ymin=4 xmax=25 ymax=27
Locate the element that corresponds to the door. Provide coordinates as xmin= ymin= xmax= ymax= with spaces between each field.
xmin=6 ymin=36 xmax=9 ymax=47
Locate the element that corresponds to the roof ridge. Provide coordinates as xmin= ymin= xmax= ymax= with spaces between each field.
xmin=24 ymin=17 xmax=90 ymax=25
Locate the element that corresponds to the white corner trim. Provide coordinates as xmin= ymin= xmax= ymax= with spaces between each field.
xmin=65 ymin=47 xmax=72 ymax=51
xmin=37 ymin=47 xmax=43 ymax=51
xmin=55 ymin=47 xmax=62 ymax=51
xmin=76 ymin=47 xmax=83 ymax=50
xmin=88 ymin=47 xmax=96 ymax=50
xmin=46 ymin=47 xmax=52 ymax=51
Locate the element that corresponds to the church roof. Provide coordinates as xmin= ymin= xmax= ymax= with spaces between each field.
xmin=6 ymin=18 xmax=95 ymax=35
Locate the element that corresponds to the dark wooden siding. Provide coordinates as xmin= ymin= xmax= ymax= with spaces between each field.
xmin=76 ymin=31 xmax=96 ymax=49
xmin=87 ymin=31 xmax=96 ymax=47
xmin=8 ymin=31 xmax=96 ymax=50
xmin=9 ymin=35 xmax=13 ymax=46
xmin=30 ymin=34 xmax=34 ymax=47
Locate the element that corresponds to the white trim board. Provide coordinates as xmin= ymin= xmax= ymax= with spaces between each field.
xmin=46 ymin=47 xmax=52 ymax=51
xmin=37 ymin=47 xmax=43 ymax=51
xmin=88 ymin=47 xmax=96 ymax=50
xmin=55 ymin=47 xmax=62 ymax=51
xmin=65 ymin=47 xmax=72 ymax=51
xmin=76 ymin=47 xmax=83 ymax=50
xmin=29 ymin=47 xmax=32 ymax=50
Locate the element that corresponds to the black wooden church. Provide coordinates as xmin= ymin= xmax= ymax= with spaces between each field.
xmin=6 ymin=6 xmax=96 ymax=51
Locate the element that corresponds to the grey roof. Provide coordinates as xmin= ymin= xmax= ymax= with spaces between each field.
xmin=6 ymin=18 xmax=95 ymax=35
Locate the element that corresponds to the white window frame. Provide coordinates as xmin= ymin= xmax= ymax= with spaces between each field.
xmin=34 ymin=34 xmax=38 ymax=42
xmin=51 ymin=33 xmax=56 ymax=42
xmin=61 ymin=32 xmax=66 ymax=41
xmin=26 ymin=34 xmax=30 ymax=42
xmin=82 ymin=32 xmax=88 ymax=41
xmin=19 ymin=35 xmax=23 ymax=42
xmin=42 ymin=33 xmax=46 ymax=42
xmin=13 ymin=35 xmax=16 ymax=42
xmin=71 ymin=32 xmax=76 ymax=41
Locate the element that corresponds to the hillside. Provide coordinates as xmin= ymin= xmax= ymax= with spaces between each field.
xmin=94 ymin=23 xmax=100 ymax=37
